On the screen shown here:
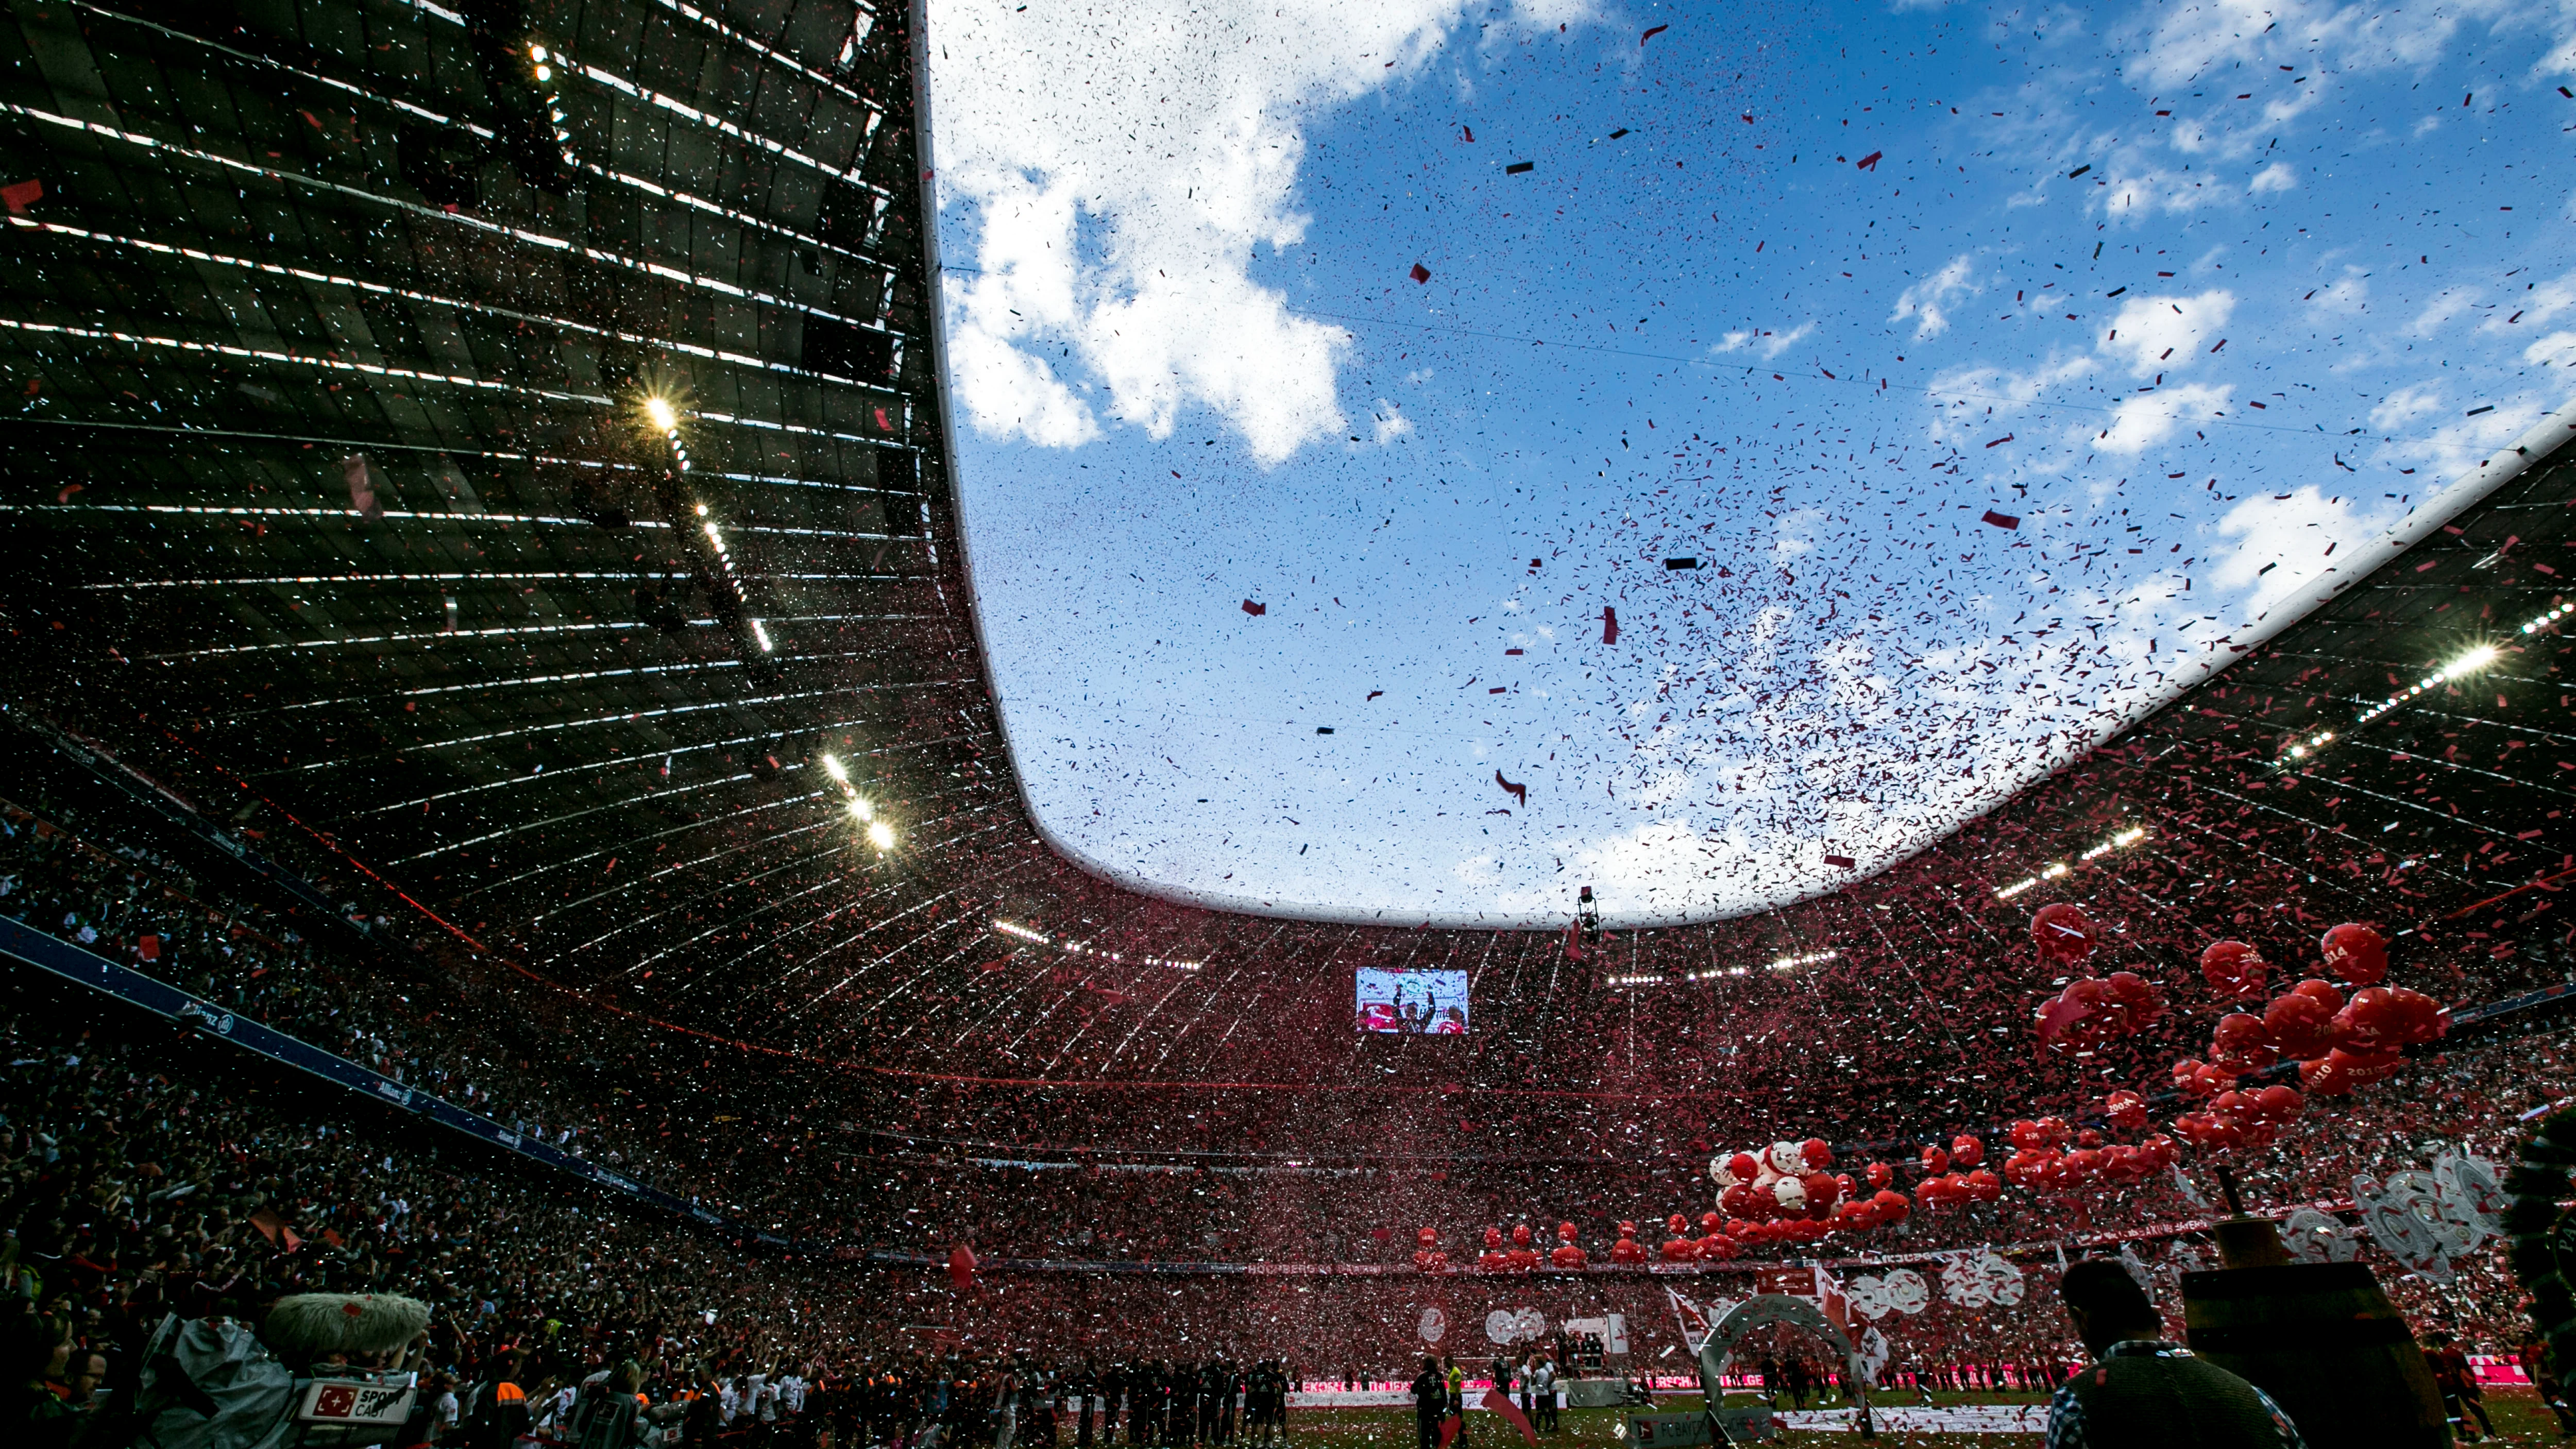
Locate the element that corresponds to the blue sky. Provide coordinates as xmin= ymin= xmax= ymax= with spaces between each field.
xmin=922 ymin=0 xmax=2576 ymax=928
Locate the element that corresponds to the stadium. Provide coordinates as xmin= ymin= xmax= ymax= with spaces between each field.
xmin=4 ymin=0 xmax=2574 ymax=1445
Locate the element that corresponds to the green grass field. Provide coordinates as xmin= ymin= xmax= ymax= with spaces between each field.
xmin=1262 ymin=1389 xmax=2568 ymax=1446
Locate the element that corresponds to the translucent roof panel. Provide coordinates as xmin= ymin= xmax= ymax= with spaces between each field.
xmin=926 ymin=1 xmax=2576 ymax=926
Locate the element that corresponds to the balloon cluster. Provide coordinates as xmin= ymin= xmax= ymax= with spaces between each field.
xmin=1475 ymin=1224 xmax=1543 ymax=1272
xmin=1706 ymin=1139 xmax=1909 ymax=1244
xmin=2171 ymin=1084 xmax=2303 ymax=1149
xmin=1911 ymin=1134 xmax=2001 ymax=1208
xmin=2034 ymin=970 xmax=2166 ymax=1051
xmin=2025 ymin=905 xmax=2164 ymax=1051
xmin=1998 ymin=1116 xmax=2177 ymax=1191
xmin=2177 ymin=925 xmax=2444 ymax=1103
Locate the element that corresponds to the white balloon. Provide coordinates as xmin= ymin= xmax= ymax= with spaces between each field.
xmin=1772 ymin=1177 xmax=1807 ymax=1210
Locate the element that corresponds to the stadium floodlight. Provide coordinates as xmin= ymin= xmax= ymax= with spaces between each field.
xmin=645 ymin=396 xmax=678 ymax=431
xmin=749 ymin=618 xmax=773 ymax=653
xmin=821 ymin=754 xmax=848 ymax=783
xmin=866 ymin=821 xmax=896 ymax=849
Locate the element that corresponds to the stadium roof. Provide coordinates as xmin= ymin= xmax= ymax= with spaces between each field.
xmin=5 ymin=0 xmax=2576 ymax=1141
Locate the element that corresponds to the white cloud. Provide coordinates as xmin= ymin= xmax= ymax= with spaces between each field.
xmin=928 ymin=0 xmax=1587 ymax=464
xmin=2371 ymin=383 xmax=2445 ymax=430
xmin=947 ymin=317 xmax=1103 ymax=448
xmin=2098 ymin=382 xmax=2231 ymax=454
xmin=2313 ymin=269 xmax=2369 ymax=314
xmin=1371 ymin=399 xmax=1414 ymax=443
xmin=2214 ymin=486 xmax=2360 ymax=609
xmin=2526 ymin=331 xmax=2576 ymax=367
xmin=2488 ymin=266 xmax=2576 ymax=332
xmin=2099 ymin=289 xmax=2236 ymax=376
xmin=2401 ymin=398 xmax=2554 ymax=483
xmin=2248 ymin=161 xmax=2296 ymax=194
xmin=1889 ymin=254 xmax=1980 ymax=338
xmin=1713 ymin=322 xmax=1816 ymax=359
xmin=2410 ymin=287 xmax=2479 ymax=336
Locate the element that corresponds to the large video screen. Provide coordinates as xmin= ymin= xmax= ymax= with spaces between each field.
xmin=1356 ymin=968 xmax=1470 ymax=1034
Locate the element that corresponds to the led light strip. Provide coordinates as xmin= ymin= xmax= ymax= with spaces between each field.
xmin=991 ymin=920 xmax=1201 ymax=970
xmin=2351 ymin=641 xmax=2512 ymax=729
xmin=1993 ymin=826 xmax=2148 ymax=900
xmin=1611 ymin=948 xmax=1840 ymax=988
xmin=1 ymin=103 xmax=889 ymax=330
xmin=820 ymin=754 xmax=895 ymax=850
xmin=5 ymin=214 xmax=869 ymax=385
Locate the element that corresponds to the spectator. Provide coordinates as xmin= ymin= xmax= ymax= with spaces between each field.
xmin=2046 ymin=1259 xmax=2304 ymax=1448
xmin=2424 ymin=1331 xmax=2492 ymax=1443
xmin=465 ymin=1349 xmax=532 ymax=1449
xmin=7 ymin=1310 xmax=81 ymax=1449
xmin=1410 ymin=1356 xmax=1445 ymax=1449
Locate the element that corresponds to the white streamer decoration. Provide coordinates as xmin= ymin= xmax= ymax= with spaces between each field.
xmin=2350 ymin=1150 xmax=2504 ymax=1283
xmin=2280 ymin=1207 xmax=2361 ymax=1265
xmin=1845 ymin=1268 xmax=1932 ymax=1319
xmin=1939 ymin=1251 xmax=2025 ymax=1309
xmin=1882 ymin=1267 xmax=1931 ymax=1316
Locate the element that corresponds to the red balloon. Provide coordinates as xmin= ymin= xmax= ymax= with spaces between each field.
xmin=1919 ymin=1144 xmax=1951 ymax=1175
xmin=2292 ymin=977 xmax=2345 ymax=1008
xmin=2031 ymin=902 xmax=2100 ymax=963
xmin=2199 ymin=940 xmax=2268 ymax=1000
xmin=1872 ymin=1189 xmax=1911 ymax=1222
xmin=2102 ymin=970 xmax=2165 ymax=1027
xmin=2008 ymin=1118 xmax=2047 ymax=1151
xmin=1725 ymin=1151 xmax=1761 ymax=1183
xmin=2104 ymin=1089 xmax=2149 ymax=1132
xmin=2075 ymin=1127 xmax=2104 ymax=1150
xmin=2264 ymin=988 xmax=2344 ymax=1059
xmin=1801 ymin=1171 xmax=1841 ymax=1209
xmin=1699 ymin=1211 xmax=1725 ymax=1235
xmin=2209 ymin=1013 xmax=2279 ymax=1073
xmin=1800 ymin=1138 xmax=1835 ymax=1169
xmin=2319 ymin=923 xmax=2388 ymax=985
xmin=2387 ymin=986 xmax=2447 ymax=1044
xmin=1964 ymin=1168 xmax=2002 ymax=1202
xmin=2337 ymin=986 xmax=2403 ymax=1052
xmin=2254 ymin=1084 xmax=2303 ymax=1121
xmin=1949 ymin=1134 xmax=1985 ymax=1168
xmin=2037 ymin=1117 xmax=2072 ymax=1148
xmin=1719 ymin=1182 xmax=1758 ymax=1218
xmin=1865 ymin=1161 xmax=1894 ymax=1189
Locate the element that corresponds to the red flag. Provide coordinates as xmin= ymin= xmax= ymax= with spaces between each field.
xmin=249 ymin=1207 xmax=284 ymax=1243
xmin=947 ymin=1243 xmax=977 ymax=1291
xmin=1481 ymin=1391 xmax=1538 ymax=1445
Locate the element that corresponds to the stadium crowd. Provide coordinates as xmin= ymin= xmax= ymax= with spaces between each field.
xmin=0 ymin=791 xmax=2568 ymax=1449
